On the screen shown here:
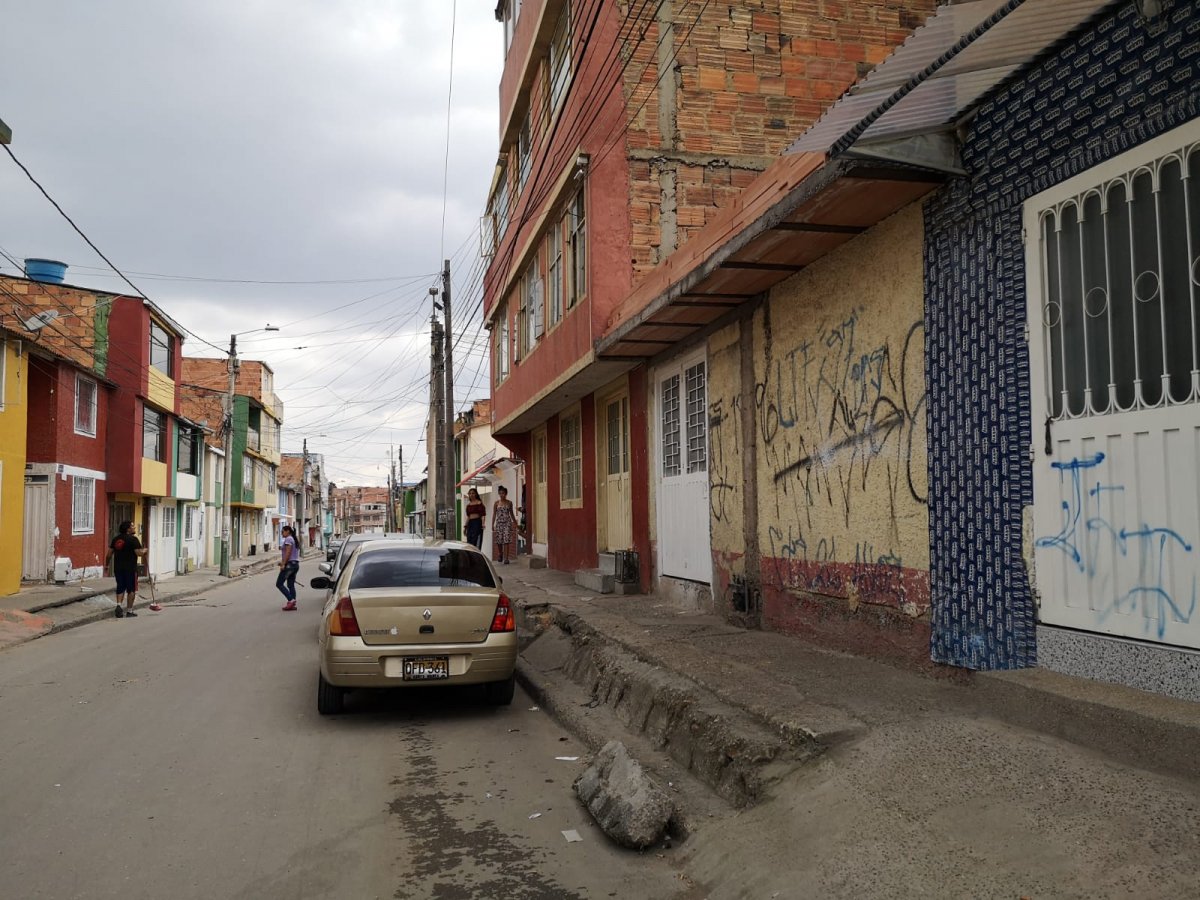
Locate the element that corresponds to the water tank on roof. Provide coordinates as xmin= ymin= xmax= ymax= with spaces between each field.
xmin=24 ymin=258 xmax=68 ymax=284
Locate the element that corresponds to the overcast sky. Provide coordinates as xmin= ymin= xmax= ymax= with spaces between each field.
xmin=1 ymin=0 xmax=501 ymax=487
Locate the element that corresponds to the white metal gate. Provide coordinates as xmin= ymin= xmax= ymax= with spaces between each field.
xmin=656 ymin=352 xmax=710 ymax=582
xmin=1027 ymin=121 xmax=1200 ymax=650
xmin=22 ymin=479 xmax=51 ymax=581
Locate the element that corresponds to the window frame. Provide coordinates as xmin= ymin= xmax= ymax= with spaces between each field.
xmin=74 ymin=372 xmax=98 ymax=437
xmin=547 ymin=220 xmax=564 ymax=329
xmin=560 ymin=408 xmax=583 ymax=508
xmin=149 ymin=320 xmax=174 ymax=378
xmin=142 ymin=406 xmax=166 ymax=461
xmin=548 ymin=7 xmax=571 ymax=116
xmin=162 ymin=505 xmax=176 ymax=539
xmin=71 ymin=475 xmax=96 ymax=535
xmin=566 ymin=188 xmax=587 ymax=309
xmin=177 ymin=428 xmax=198 ymax=475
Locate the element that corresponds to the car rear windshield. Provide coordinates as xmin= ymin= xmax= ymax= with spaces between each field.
xmin=348 ymin=548 xmax=496 ymax=589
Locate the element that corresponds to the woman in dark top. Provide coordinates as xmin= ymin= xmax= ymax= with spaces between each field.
xmin=492 ymin=485 xmax=517 ymax=564
xmin=464 ymin=488 xmax=486 ymax=549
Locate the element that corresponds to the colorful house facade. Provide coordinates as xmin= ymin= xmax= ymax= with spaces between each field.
xmin=0 ymin=326 xmax=29 ymax=595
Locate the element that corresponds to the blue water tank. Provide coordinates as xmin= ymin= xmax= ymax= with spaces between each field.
xmin=24 ymin=258 xmax=68 ymax=284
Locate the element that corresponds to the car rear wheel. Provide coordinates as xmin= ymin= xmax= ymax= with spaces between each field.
xmin=484 ymin=673 xmax=516 ymax=706
xmin=317 ymin=672 xmax=345 ymax=715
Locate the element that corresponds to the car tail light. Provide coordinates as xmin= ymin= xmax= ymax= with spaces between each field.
xmin=329 ymin=595 xmax=361 ymax=637
xmin=490 ymin=593 xmax=515 ymax=634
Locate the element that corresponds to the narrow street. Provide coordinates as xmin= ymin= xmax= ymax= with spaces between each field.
xmin=0 ymin=573 xmax=688 ymax=900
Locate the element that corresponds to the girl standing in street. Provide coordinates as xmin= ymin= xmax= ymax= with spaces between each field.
xmin=491 ymin=485 xmax=517 ymax=564
xmin=278 ymin=524 xmax=301 ymax=610
xmin=464 ymin=488 xmax=486 ymax=549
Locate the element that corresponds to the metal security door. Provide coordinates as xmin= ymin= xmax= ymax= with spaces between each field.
xmin=532 ymin=429 xmax=548 ymax=546
xmin=656 ymin=355 xmax=710 ymax=582
xmin=1027 ymin=124 xmax=1200 ymax=649
xmin=22 ymin=480 xmax=50 ymax=581
xmin=601 ymin=393 xmax=632 ymax=551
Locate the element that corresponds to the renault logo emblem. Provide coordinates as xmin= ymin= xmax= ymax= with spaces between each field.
xmin=423 ymin=609 xmax=432 ymax=620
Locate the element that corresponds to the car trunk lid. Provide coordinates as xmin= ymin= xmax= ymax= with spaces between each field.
xmin=350 ymin=586 xmax=499 ymax=645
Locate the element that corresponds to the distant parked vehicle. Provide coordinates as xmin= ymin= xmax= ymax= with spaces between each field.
xmin=315 ymin=532 xmax=422 ymax=604
xmin=309 ymin=539 xmax=516 ymax=714
xmin=326 ymin=539 xmax=344 ymax=562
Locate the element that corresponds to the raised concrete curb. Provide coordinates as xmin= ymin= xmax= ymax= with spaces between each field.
xmin=575 ymin=740 xmax=675 ymax=849
xmin=519 ymin=611 xmax=821 ymax=808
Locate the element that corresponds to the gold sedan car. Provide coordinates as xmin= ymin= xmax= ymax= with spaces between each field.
xmin=310 ymin=539 xmax=517 ymax=714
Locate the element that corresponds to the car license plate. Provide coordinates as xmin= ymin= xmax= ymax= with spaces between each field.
xmin=402 ymin=656 xmax=449 ymax=681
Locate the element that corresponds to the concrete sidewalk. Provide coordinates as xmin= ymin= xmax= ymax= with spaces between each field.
xmin=0 ymin=553 xmax=282 ymax=651
xmin=500 ymin=561 xmax=1200 ymax=786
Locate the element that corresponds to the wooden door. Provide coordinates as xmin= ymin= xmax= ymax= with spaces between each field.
xmin=601 ymin=393 xmax=632 ymax=551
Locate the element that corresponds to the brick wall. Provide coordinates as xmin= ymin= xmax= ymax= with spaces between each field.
xmin=621 ymin=0 xmax=935 ymax=275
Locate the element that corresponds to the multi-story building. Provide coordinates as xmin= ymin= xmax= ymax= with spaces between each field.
xmin=1 ymin=267 xmax=201 ymax=582
xmin=331 ymin=485 xmax=389 ymax=534
xmin=454 ymin=398 xmax=519 ymax=558
xmin=181 ymin=357 xmax=283 ymax=557
xmin=0 ymin=324 xmax=31 ymax=594
xmin=483 ymin=0 xmax=933 ymax=585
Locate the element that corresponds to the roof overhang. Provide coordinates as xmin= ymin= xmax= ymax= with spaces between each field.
xmin=494 ymin=350 xmax=633 ymax=435
xmin=456 ymin=456 xmax=520 ymax=488
xmin=598 ymin=0 xmax=1121 ymax=363
xmin=599 ymin=155 xmax=943 ymax=360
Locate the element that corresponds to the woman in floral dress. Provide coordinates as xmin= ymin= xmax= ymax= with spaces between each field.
xmin=491 ymin=485 xmax=517 ymax=564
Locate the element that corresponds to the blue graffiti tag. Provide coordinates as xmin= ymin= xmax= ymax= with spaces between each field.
xmin=1036 ymin=451 xmax=1197 ymax=638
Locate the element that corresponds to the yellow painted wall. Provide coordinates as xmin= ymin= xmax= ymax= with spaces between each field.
xmin=753 ymin=202 xmax=929 ymax=614
xmin=147 ymin=367 xmax=174 ymax=411
xmin=141 ymin=459 xmax=168 ymax=497
xmin=705 ymin=204 xmax=929 ymax=620
xmin=0 ymin=339 xmax=28 ymax=595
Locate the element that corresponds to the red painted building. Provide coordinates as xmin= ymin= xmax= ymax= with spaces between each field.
xmin=483 ymin=0 xmax=930 ymax=591
xmin=23 ymin=349 xmax=112 ymax=579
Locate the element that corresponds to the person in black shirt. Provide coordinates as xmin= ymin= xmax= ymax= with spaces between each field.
xmin=108 ymin=520 xmax=146 ymax=619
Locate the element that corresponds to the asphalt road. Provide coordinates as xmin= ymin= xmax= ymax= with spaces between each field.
xmin=0 ymin=572 xmax=689 ymax=900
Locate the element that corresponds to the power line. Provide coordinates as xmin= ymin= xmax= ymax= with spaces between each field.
xmin=440 ymin=0 xmax=459 ymax=262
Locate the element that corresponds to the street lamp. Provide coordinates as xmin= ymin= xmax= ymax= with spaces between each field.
xmin=220 ymin=325 xmax=279 ymax=576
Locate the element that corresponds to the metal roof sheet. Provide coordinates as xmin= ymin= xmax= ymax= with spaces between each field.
xmin=789 ymin=0 xmax=1118 ymax=155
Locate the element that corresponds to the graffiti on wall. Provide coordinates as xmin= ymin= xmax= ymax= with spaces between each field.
xmin=708 ymin=394 xmax=740 ymax=524
xmin=747 ymin=304 xmax=930 ymax=613
xmin=1036 ymin=451 xmax=1197 ymax=639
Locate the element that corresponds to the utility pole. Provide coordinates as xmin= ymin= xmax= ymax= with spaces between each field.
xmin=387 ymin=446 xmax=397 ymax=532
xmin=442 ymin=258 xmax=456 ymax=543
xmin=220 ymin=334 xmax=238 ymax=577
xmin=301 ymin=438 xmax=309 ymax=555
xmin=430 ymin=314 xmax=446 ymax=539
xmin=398 ymin=445 xmax=405 ymax=533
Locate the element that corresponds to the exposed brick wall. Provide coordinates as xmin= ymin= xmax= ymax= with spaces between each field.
xmin=621 ymin=0 xmax=936 ymax=275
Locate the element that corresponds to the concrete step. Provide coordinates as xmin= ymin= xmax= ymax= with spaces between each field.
xmin=518 ymin=555 xmax=547 ymax=569
xmin=517 ymin=610 xmax=822 ymax=809
xmin=574 ymin=568 xmax=615 ymax=594
xmin=597 ymin=552 xmax=618 ymax=576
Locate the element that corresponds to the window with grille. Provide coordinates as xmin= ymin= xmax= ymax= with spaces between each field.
xmin=661 ymin=375 xmax=681 ymax=476
xmin=75 ymin=374 xmax=97 ymax=436
xmin=72 ymin=476 xmax=95 ymax=534
xmin=524 ymin=256 xmax=544 ymax=351
xmin=560 ymin=412 xmax=582 ymax=503
xmin=1037 ymin=134 xmax=1200 ymax=420
xmin=185 ymin=507 xmax=195 ymax=540
xmin=685 ymin=362 xmax=707 ymax=472
xmin=243 ymin=455 xmax=254 ymax=491
xmin=143 ymin=407 xmax=165 ymax=461
xmin=162 ymin=506 xmax=176 ymax=539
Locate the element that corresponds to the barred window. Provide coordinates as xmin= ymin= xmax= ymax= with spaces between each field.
xmin=162 ymin=506 xmax=176 ymax=539
xmin=560 ymin=412 xmax=582 ymax=503
xmin=1038 ymin=137 xmax=1200 ymax=420
xmin=72 ymin=476 xmax=95 ymax=534
xmin=661 ymin=375 xmax=681 ymax=476
xmin=685 ymin=362 xmax=707 ymax=473
xmin=75 ymin=374 xmax=97 ymax=436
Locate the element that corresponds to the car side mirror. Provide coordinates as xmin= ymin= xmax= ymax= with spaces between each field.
xmin=310 ymin=576 xmax=330 ymax=590
xmin=318 ymin=562 xmax=332 ymax=575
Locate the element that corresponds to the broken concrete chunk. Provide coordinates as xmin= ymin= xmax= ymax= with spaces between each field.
xmin=574 ymin=740 xmax=674 ymax=850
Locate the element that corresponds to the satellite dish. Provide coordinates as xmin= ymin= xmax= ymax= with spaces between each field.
xmin=22 ymin=309 xmax=60 ymax=332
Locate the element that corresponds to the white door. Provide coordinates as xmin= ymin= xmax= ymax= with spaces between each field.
xmin=22 ymin=479 xmax=51 ymax=581
xmin=601 ymin=393 xmax=632 ymax=551
xmin=657 ymin=353 xmax=711 ymax=582
xmin=1028 ymin=122 xmax=1200 ymax=650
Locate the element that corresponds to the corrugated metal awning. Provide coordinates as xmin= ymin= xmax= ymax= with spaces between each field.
xmin=790 ymin=0 xmax=1118 ymax=156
